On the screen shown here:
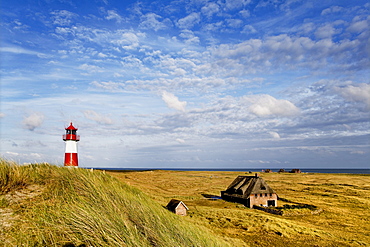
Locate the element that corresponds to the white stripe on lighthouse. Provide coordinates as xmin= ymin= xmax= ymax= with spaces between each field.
xmin=65 ymin=140 xmax=78 ymax=153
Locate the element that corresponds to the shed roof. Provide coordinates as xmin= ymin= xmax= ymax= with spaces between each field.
xmin=224 ymin=175 xmax=276 ymax=199
xmin=166 ymin=199 xmax=189 ymax=211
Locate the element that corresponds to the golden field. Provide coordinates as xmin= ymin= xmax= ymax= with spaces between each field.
xmin=108 ymin=169 xmax=370 ymax=246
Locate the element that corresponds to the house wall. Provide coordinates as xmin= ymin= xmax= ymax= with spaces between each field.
xmin=249 ymin=193 xmax=278 ymax=208
xmin=175 ymin=204 xmax=187 ymax=216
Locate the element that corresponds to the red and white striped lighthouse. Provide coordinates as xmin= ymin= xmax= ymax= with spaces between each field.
xmin=63 ymin=122 xmax=80 ymax=166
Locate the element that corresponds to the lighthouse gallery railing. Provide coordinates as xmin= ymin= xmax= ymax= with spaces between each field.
xmin=63 ymin=134 xmax=80 ymax=141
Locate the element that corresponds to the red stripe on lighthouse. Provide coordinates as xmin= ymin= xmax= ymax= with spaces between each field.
xmin=64 ymin=153 xmax=78 ymax=166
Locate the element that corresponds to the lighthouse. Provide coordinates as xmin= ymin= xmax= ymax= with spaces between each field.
xmin=63 ymin=122 xmax=80 ymax=166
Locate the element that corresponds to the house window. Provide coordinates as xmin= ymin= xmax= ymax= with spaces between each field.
xmin=261 ymin=186 xmax=266 ymax=190
xmin=265 ymin=193 xmax=267 ymax=197
xmin=255 ymin=194 xmax=258 ymax=197
xmin=260 ymin=194 xmax=263 ymax=197
xmin=270 ymin=193 xmax=272 ymax=197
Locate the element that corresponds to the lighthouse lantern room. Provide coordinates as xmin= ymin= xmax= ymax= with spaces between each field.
xmin=63 ymin=122 xmax=80 ymax=166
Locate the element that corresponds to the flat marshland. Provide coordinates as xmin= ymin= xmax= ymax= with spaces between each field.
xmin=108 ymin=170 xmax=370 ymax=246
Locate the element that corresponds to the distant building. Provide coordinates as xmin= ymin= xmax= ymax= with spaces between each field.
xmin=290 ymin=169 xmax=302 ymax=173
xmin=221 ymin=174 xmax=278 ymax=208
xmin=166 ymin=199 xmax=188 ymax=216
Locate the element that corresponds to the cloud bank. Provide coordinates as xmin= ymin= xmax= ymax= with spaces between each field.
xmin=0 ymin=0 xmax=369 ymax=168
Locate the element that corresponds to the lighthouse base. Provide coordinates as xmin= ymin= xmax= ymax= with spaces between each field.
xmin=64 ymin=153 xmax=78 ymax=166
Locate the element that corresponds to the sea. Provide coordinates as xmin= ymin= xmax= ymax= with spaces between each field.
xmin=86 ymin=167 xmax=370 ymax=174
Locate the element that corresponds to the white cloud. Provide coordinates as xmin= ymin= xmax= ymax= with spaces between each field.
xmin=321 ymin=6 xmax=344 ymax=15
xmin=51 ymin=10 xmax=77 ymax=26
xmin=105 ymin=10 xmax=123 ymax=23
xmin=247 ymin=94 xmax=300 ymax=117
xmin=203 ymin=21 xmax=223 ymax=32
xmin=179 ymin=30 xmax=200 ymax=44
xmin=112 ymin=32 xmax=140 ymax=50
xmin=226 ymin=19 xmax=243 ymax=28
xmin=83 ymin=110 xmax=113 ymax=124
xmin=210 ymin=33 xmax=366 ymax=73
xmin=161 ymin=91 xmax=187 ymax=112
xmin=239 ymin=9 xmax=250 ymax=18
xmin=315 ymin=24 xmax=338 ymax=39
xmin=269 ymin=131 xmax=281 ymax=139
xmin=90 ymin=81 xmax=125 ymax=92
xmin=79 ymin=64 xmax=102 ymax=73
xmin=176 ymin=138 xmax=185 ymax=143
xmin=22 ymin=112 xmax=44 ymax=131
xmin=242 ymin=24 xmax=257 ymax=33
xmin=336 ymin=83 xmax=370 ymax=109
xmin=315 ymin=24 xmax=337 ymax=39
xmin=201 ymin=3 xmax=220 ymax=18
xmin=347 ymin=19 xmax=368 ymax=33
xmin=225 ymin=0 xmax=251 ymax=10
xmin=97 ymin=52 xmax=108 ymax=58
xmin=177 ymin=13 xmax=200 ymax=29
xmin=3 ymin=151 xmax=43 ymax=162
xmin=139 ymin=13 xmax=171 ymax=31
xmin=54 ymin=26 xmax=144 ymax=52
xmin=0 ymin=46 xmax=45 ymax=57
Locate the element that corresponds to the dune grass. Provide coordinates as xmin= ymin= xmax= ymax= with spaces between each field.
xmin=108 ymin=169 xmax=370 ymax=246
xmin=0 ymin=159 xmax=230 ymax=246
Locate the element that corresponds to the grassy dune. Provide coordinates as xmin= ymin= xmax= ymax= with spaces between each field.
xmin=108 ymin=169 xmax=370 ymax=246
xmin=0 ymin=160 xmax=231 ymax=246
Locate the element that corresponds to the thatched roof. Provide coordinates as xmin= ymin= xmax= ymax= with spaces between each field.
xmin=223 ymin=175 xmax=276 ymax=198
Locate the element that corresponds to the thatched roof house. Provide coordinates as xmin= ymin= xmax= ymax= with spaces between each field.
xmin=221 ymin=174 xmax=278 ymax=208
xmin=166 ymin=199 xmax=188 ymax=216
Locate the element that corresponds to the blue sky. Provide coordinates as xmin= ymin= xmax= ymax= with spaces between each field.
xmin=1 ymin=0 xmax=369 ymax=169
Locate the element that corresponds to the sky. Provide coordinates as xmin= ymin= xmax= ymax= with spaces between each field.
xmin=1 ymin=0 xmax=369 ymax=169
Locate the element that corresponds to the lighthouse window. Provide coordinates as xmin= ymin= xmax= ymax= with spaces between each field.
xmin=72 ymin=130 xmax=77 ymax=135
xmin=66 ymin=129 xmax=72 ymax=134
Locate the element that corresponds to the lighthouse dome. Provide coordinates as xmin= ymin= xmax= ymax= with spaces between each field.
xmin=65 ymin=122 xmax=78 ymax=130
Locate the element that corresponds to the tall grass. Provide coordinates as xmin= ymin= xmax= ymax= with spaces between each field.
xmin=0 ymin=159 xmax=229 ymax=246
